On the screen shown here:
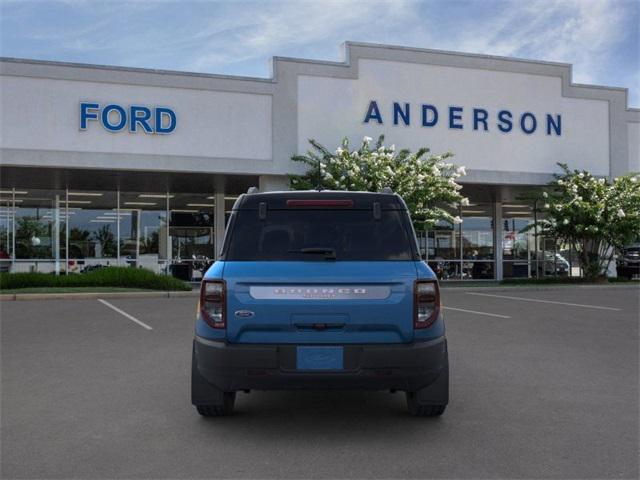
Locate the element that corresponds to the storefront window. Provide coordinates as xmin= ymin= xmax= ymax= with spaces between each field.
xmin=225 ymin=196 xmax=238 ymax=226
xmin=12 ymin=189 xmax=65 ymax=272
xmin=0 ymin=192 xmax=16 ymax=272
xmin=461 ymin=204 xmax=494 ymax=279
xmin=423 ymin=203 xmax=496 ymax=280
xmin=169 ymin=193 xmax=215 ymax=281
xmin=66 ymin=190 xmax=118 ymax=273
xmin=120 ymin=192 xmax=169 ymax=273
xmin=424 ymin=206 xmax=464 ymax=280
xmin=502 ymin=203 xmax=536 ymax=278
xmin=0 ymin=187 xmax=240 ymax=277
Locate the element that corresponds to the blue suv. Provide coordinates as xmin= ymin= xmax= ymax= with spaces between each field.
xmin=192 ymin=190 xmax=448 ymax=416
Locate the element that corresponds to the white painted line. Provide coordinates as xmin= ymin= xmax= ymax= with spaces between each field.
xmin=443 ymin=306 xmax=511 ymax=319
xmin=465 ymin=292 xmax=621 ymax=311
xmin=97 ymin=299 xmax=153 ymax=330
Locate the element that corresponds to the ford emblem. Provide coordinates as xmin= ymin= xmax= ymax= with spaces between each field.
xmin=234 ymin=310 xmax=255 ymax=318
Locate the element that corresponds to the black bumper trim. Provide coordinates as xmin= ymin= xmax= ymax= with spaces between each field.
xmin=194 ymin=336 xmax=448 ymax=392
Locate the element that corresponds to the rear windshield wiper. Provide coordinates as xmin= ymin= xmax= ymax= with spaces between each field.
xmin=288 ymin=247 xmax=337 ymax=260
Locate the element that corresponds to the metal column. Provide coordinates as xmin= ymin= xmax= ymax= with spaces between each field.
xmin=214 ymin=192 xmax=226 ymax=259
xmin=495 ymin=200 xmax=503 ymax=281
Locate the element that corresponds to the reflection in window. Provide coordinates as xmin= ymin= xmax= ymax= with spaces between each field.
xmin=502 ymin=203 xmax=536 ymax=278
xmin=14 ymin=190 xmax=60 ymax=260
xmin=462 ymin=204 xmax=494 ymax=260
xmin=120 ymin=192 xmax=169 ymax=272
xmin=66 ymin=191 xmax=118 ymax=272
xmin=0 ymin=195 xmax=14 ymax=272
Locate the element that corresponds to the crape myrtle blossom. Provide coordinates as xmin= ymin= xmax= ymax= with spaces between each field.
xmin=289 ymin=135 xmax=468 ymax=229
xmin=534 ymin=163 xmax=640 ymax=280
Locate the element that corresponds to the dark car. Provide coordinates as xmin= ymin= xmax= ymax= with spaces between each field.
xmin=617 ymin=243 xmax=640 ymax=280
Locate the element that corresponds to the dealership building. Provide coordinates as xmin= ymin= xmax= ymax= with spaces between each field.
xmin=1 ymin=42 xmax=638 ymax=280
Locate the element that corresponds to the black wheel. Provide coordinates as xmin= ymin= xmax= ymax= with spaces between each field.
xmin=406 ymin=392 xmax=446 ymax=417
xmin=195 ymin=392 xmax=236 ymax=417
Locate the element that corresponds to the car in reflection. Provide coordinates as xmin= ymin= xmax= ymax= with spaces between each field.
xmin=539 ymin=252 xmax=570 ymax=276
xmin=0 ymin=248 xmax=10 ymax=273
xmin=616 ymin=243 xmax=640 ymax=280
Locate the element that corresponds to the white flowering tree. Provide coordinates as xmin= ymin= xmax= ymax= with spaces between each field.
xmin=535 ymin=163 xmax=640 ymax=280
xmin=289 ymin=135 xmax=469 ymax=229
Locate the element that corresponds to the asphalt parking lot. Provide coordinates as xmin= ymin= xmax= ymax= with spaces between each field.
xmin=1 ymin=286 xmax=638 ymax=479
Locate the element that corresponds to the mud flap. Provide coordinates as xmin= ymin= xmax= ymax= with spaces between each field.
xmin=191 ymin=341 xmax=225 ymax=406
xmin=414 ymin=360 xmax=449 ymax=406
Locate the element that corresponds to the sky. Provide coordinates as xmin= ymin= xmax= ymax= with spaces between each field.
xmin=1 ymin=0 xmax=638 ymax=106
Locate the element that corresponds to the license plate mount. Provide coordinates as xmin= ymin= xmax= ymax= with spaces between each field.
xmin=296 ymin=346 xmax=344 ymax=371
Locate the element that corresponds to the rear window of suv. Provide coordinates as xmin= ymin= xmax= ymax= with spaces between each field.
xmin=223 ymin=209 xmax=417 ymax=261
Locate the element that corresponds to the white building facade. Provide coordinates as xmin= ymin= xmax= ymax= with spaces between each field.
xmin=1 ymin=42 xmax=638 ymax=280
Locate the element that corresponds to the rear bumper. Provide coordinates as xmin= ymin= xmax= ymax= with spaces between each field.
xmin=194 ymin=335 xmax=448 ymax=393
xmin=617 ymin=263 xmax=640 ymax=277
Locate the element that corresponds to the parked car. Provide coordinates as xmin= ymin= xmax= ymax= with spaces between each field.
xmin=537 ymin=251 xmax=570 ymax=276
xmin=616 ymin=243 xmax=640 ymax=280
xmin=192 ymin=190 xmax=448 ymax=417
xmin=0 ymin=249 xmax=10 ymax=273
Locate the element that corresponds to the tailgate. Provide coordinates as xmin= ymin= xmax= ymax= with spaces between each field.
xmin=224 ymin=261 xmax=417 ymax=344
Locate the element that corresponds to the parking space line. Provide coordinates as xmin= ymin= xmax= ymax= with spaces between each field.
xmin=465 ymin=292 xmax=621 ymax=311
xmin=97 ymin=299 xmax=153 ymax=330
xmin=443 ymin=306 xmax=511 ymax=318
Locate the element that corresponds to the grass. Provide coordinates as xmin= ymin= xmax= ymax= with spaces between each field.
xmin=0 ymin=267 xmax=192 ymax=292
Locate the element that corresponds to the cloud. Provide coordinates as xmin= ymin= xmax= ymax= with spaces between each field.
xmin=183 ymin=0 xmax=419 ymax=72
xmin=1 ymin=0 xmax=637 ymax=104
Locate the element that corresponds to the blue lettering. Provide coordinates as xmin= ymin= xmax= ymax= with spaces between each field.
xmin=101 ymin=104 xmax=127 ymax=132
xmin=130 ymin=105 xmax=153 ymax=133
xmin=155 ymin=107 xmax=176 ymax=134
xmin=473 ymin=108 xmax=488 ymax=131
xmin=520 ymin=112 xmax=537 ymax=134
xmin=546 ymin=114 xmax=561 ymax=136
xmin=449 ymin=106 xmax=463 ymax=129
xmin=497 ymin=110 xmax=513 ymax=133
xmin=421 ymin=104 xmax=438 ymax=127
xmin=364 ymin=100 xmax=383 ymax=124
xmin=393 ymin=102 xmax=410 ymax=126
xmin=80 ymin=102 xmax=99 ymax=130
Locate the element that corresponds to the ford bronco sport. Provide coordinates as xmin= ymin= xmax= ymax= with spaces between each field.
xmin=192 ymin=190 xmax=449 ymax=416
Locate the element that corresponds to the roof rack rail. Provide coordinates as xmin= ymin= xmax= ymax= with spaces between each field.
xmin=381 ymin=187 xmax=393 ymax=194
xmin=247 ymin=186 xmax=259 ymax=194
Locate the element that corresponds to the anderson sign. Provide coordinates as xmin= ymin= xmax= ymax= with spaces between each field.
xmin=363 ymin=100 xmax=562 ymax=136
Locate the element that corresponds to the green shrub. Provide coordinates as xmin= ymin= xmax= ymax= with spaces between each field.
xmin=0 ymin=267 xmax=192 ymax=291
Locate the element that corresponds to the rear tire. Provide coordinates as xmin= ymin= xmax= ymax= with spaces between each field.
xmin=405 ymin=393 xmax=446 ymax=417
xmin=195 ymin=392 xmax=236 ymax=417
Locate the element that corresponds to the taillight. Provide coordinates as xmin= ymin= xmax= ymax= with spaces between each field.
xmin=414 ymin=280 xmax=440 ymax=329
xmin=200 ymin=280 xmax=226 ymax=329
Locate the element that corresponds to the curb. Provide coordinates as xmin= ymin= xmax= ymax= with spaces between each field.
xmin=441 ymin=283 xmax=639 ymax=292
xmin=0 ymin=290 xmax=199 ymax=301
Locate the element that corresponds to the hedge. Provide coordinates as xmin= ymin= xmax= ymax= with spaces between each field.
xmin=500 ymin=276 xmax=634 ymax=285
xmin=0 ymin=267 xmax=192 ymax=291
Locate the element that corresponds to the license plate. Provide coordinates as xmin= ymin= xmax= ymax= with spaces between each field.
xmin=296 ymin=346 xmax=343 ymax=370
